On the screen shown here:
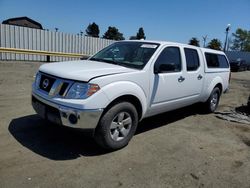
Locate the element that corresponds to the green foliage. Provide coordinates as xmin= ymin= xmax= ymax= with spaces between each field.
xmin=207 ymin=39 xmax=222 ymax=50
xmin=231 ymin=28 xmax=250 ymax=51
xmin=136 ymin=27 xmax=146 ymax=39
xmin=188 ymin=37 xmax=200 ymax=47
xmin=103 ymin=26 xmax=125 ymax=41
xmin=85 ymin=22 xmax=100 ymax=38
xmin=129 ymin=36 xmax=137 ymax=40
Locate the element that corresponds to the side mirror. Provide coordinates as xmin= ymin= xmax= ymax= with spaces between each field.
xmin=154 ymin=63 xmax=176 ymax=74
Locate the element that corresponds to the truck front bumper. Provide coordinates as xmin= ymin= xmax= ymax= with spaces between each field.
xmin=32 ymin=93 xmax=103 ymax=130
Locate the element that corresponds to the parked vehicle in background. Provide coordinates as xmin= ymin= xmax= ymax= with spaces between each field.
xmin=230 ymin=59 xmax=248 ymax=72
xmin=32 ymin=40 xmax=230 ymax=150
xmin=247 ymin=62 xmax=250 ymax=70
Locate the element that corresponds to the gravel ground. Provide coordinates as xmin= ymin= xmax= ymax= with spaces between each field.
xmin=0 ymin=61 xmax=250 ymax=188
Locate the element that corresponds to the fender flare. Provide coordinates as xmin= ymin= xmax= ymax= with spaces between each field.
xmin=203 ymin=76 xmax=223 ymax=101
xmin=101 ymin=81 xmax=147 ymax=118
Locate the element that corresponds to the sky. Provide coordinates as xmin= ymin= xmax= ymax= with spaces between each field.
xmin=0 ymin=0 xmax=249 ymax=45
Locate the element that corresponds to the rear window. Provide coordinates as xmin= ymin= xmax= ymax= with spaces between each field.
xmin=205 ymin=53 xmax=229 ymax=68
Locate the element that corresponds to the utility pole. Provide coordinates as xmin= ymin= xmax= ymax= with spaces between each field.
xmin=202 ymin=35 xmax=208 ymax=47
xmin=223 ymin=24 xmax=231 ymax=52
xmin=227 ymin=36 xmax=231 ymax=51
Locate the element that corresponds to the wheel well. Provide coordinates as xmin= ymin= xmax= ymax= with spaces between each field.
xmin=105 ymin=95 xmax=143 ymax=120
xmin=214 ymin=83 xmax=223 ymax=94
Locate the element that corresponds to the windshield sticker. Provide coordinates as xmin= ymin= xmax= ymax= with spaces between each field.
xmin=141 ymin=44 xmax=157 ymax=49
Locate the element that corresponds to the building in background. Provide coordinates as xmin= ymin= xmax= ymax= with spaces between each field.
xmin=2 ymin=16 xmax=43 ymax=29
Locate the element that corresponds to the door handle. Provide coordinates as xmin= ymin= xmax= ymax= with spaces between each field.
xmin=178 ymin=76 xmax=185 ymax=82
xmin=197 ymin=74 xmax=203 ymax=80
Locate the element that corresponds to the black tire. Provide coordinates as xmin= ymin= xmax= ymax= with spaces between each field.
xmin=94 ymin=102 xmax=138 ymax=150
xmin=204 ymin=87 xmax=221 ymax=113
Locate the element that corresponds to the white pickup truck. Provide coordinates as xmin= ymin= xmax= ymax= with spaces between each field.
xmin=32 ymin=40 xmax=230 ymax=150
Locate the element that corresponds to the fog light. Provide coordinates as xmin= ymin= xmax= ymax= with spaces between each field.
xmin=68 ymin=114 xmax=77 ymax=124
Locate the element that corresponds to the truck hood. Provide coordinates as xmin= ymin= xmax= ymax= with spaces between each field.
xmin=39 ymin=60 xmax=137 ymax=82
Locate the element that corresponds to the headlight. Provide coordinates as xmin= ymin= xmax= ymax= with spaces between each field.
xmin=35 ymin=72 xmax=41 ymax=89
xmin=66 ymin=82 xmax=100 ymax=99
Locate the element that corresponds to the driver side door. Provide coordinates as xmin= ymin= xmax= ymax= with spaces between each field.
xmin=149 ymin=46 xmax=188 ymax=115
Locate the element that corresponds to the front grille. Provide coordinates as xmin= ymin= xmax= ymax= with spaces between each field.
xmin=59 ymin=82 xmax=69 ymax=96
xmin=39 ymin=74 xmax=56 ymax=92
xmin=38 ymin=72 xmax=72 ymax=97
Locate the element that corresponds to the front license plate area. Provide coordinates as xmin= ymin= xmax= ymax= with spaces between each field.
xmin=32 ymin=97 xmax=62 ymax=125
xmin=33 ymin=101 xmax=46 ymax=119
xmin=47 ymin=111 xmax=62 ymax=125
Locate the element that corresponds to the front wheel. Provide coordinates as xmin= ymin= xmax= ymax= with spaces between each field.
xmin=94 ymin=102 xmax=138 ymax=150
xmin=204 ymin=87 xmax=221 ymax=113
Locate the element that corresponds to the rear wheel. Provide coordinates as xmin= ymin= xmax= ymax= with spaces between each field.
xmin=94 ymin=102 xmax=138 ymax=150
xmin=204 ymin=87 xmax=221 ymax=113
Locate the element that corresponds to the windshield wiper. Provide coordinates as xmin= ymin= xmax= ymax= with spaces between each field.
xmin=90 ymin=57 xmax=119 ymax=65
xmin=90 ymin=57 xmax=139 ymax=69
xmin=89 ymin=57 xmax=105 ymax=62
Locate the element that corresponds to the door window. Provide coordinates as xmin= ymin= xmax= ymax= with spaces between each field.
xmin=184 ymin=48 xmax=200 ymax=71
xmin=154 ymin=47 xmax=181 ymax=73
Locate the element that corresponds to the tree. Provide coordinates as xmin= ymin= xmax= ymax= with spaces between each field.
xmin=188 ymin=37 xmax=200 ymax=47
xmin=129 ymin=36 xmax=137 ymax=40
xmin=136 ymin=27 xmax=146 ymax=39
xmin=85 ymin=22 xmax=100 ymax=38
xmin=207 ymin=39 xmax=222 ymax=50
xmin=231 ymin=28 xmax=250 ymax=51
xmin=103 ymin=26 xmax=125 ymax=40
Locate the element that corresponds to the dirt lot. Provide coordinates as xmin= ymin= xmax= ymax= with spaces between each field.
xmin=0 ymin=61 xmax=250 ymax=188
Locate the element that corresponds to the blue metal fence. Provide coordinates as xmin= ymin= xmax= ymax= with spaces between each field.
xmin=226 ymin=51 xmax=250 ymax=63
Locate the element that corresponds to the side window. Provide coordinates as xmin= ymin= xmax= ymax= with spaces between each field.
xmin=205 ymin=53 xmax=229 ymax=68
xmin=154 ymin=47 xmax=181 ymax=73
xmin=184 ymin=48 xmax=200 ymax=71
xmin=218 ymin=55 xmax=229 ymax=68
xmin=205 ymin=53 xmax=219 ymax=68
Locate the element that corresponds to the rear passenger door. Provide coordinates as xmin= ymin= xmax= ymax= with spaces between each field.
xmin=182 ymin=47 xmax=204 ymax=100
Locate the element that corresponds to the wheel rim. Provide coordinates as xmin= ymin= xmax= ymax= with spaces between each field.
xmin=109 ymin=112 xmax=132 ymax=141
xmin=210 ymin=92 xmax=218 ymax=110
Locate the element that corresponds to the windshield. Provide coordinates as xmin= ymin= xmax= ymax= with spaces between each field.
xmin=89 ymin=41 xmax=160 ymax=69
